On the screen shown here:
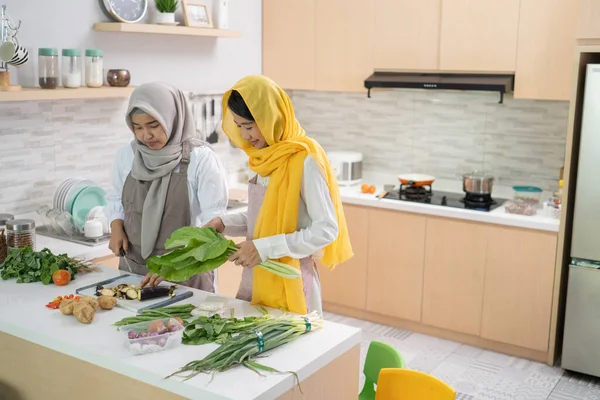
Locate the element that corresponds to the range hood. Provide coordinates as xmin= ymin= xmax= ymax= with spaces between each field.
xmin=364 ymin=72 xmax=514 ymax=104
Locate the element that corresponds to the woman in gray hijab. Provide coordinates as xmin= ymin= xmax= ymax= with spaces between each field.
xmin=105 ymin=82 xmax=228 ymax=291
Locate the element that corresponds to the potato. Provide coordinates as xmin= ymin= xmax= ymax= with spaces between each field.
xmin=59 ymin=299 xmax=75 ymax=315
xmin=80 ymin=296 xmax=99 ymax=311
xmin=98 ymin=295 xmax=117 ymax=310
xmin=73 ymin=302 xmax=95 ymax=324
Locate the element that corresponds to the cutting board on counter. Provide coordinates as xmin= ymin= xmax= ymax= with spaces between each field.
xmin=76 ymin=273 xmax=193 ymax=313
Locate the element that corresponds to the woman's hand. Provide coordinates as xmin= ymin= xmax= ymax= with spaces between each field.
xmin=204 ymin=217 xmax=225 ymax=233
xmin=109 ymin=219 xmax=129 ymax=257
xmin=229 ymin=241 xmax=262 ymax=268
xmin=141 ymin=273 xmax=165 ymax=287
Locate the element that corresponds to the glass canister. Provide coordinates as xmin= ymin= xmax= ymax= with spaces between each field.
xmin=62 ymin=48 xmax=82 ymax=88
xmin=38 ymin=48 xmax=59 ymax=89
xmin=6 ymin=219 xmax=36 ymax=250
xmin=0 ymin=213 xmax=14 ymax=230
xmin=85 ymin=49 xmax=104 ymax=88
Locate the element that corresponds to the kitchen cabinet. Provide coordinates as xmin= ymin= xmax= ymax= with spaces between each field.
xmin=421 ymin=217 xmax=488 ymax=336
xmin=366 ymin=208 xmax=426 ymax=322
xmin=373 ymin=0 xmax=441 ymax=71
xmin=315 ymin=0 xmax=374 ymax=91
xmin=319 ymin=204 xmax=369 ymax=310
xmin=576 ymin=0 xmax=600 ymax=39
xmin=262 ymin=0 xmax=316 ymax=90
xmin=439 ymin=0 xmax=520 ymax=72
xmin=514 ymin=0 xmax=577 ymax=101
xmin=91 ymin=255 xmax=119 ymax=269
xmin=481 ymin=227 xmax=557 ymax=351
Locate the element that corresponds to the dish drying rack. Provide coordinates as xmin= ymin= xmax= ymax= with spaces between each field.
xmin=0 ymin=4 xmax=22 ymax=91
xmin=36 ymin=206 xmax=110 ymax=247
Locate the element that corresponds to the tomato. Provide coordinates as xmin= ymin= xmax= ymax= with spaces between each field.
xmin=52 ymin=270 xmax=71 ymax=286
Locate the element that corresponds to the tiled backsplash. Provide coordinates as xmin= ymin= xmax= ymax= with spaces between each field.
xmin=0 ymin=89 xmax=568 ymax=214
xmin=290 ymin=90 xmax=569 ymax=191
xmin=0 ymin=98 xmax=246 ymax=215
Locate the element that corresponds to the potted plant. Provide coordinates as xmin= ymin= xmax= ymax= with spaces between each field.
xmin=154 ymin=0 xmax=179 ymax=24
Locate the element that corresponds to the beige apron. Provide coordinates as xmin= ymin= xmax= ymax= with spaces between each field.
xmin=236 ymin=175 xmax=323 ymax=314
xmin=119 ymin=141 xmax=215 ymax=292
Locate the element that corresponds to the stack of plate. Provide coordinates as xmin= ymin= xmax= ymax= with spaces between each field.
xmin=52 ymin=178 xmax=107 ymax=230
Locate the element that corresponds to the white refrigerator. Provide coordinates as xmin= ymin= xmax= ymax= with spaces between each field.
xmin=562 ymin=64 xmax=600 ymax=376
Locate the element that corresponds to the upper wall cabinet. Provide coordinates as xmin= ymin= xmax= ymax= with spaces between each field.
xmin=373 ymin=0 xmax=441 ymax=71
xmin=263 ymin=0 xmax=316 ymax=90
xmin=577 ymin=0 xmax=600 ymax=39
xmin=439 ymin=0 xmax=520 ymax=72
xmin=315 ymin=0 xmax=374 ymax=91
xmin=514 ymin=0 xmax=577 ymax=101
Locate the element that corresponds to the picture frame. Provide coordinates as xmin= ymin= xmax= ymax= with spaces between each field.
xmin=182 ymin=0 xmax=213 ymax=28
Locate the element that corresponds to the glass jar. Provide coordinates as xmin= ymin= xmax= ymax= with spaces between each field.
xmin=0 ymin=213 xmax=14 ymax=230
xmin=62 ymin=48 xmax=82 ymax=88
xmin=6 ymin=219 xmax=36 ymax=250
xmin=85 ymin=49 xmax=103 ymax=88
xmin=0 ymin=228 xmax=6 ymax=264
xmin=38 ymin=48 xmax=59 ymax=89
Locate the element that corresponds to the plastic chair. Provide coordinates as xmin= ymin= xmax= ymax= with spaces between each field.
xmin=358 ymin=341 xmax=405 ymax=400
xmin=374 ymin=368 xmax=456 ymax=400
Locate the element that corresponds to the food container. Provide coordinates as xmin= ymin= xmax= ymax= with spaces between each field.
xmin=38 ymin=48 xmax=59 ymax=89
xmin=106 ymin=69 xmax=131 ymax=87
xmin=504 ymin=201 xmax=537 ymax=216
xmin=0 ymin=213 xmax=14 ymax=230
xmin=85 ymin=49 xmax=103 ymax=88
xmin=119 ymin=318 xmax=184 ymax=356
xmin=0 ymin=229 xmax=7 ymax=264
xmin=513 ymin=186 xmax=542 ymax=204
xmin=61 ymin=48 xmax=81 ymax=88
xmin=6 ymin=219 xmax=36 ymax=250
xmin=461 ymin=171 xmax=494 ymax=195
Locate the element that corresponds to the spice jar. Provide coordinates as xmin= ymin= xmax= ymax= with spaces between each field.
xmin=38 ymin=48 xmax=59 ymax=89
xmin=85 ymin=49 xmax=103 ymax=88
xmin=0 ymin=213 xmax=14 ymax=230
xmin=6 ymin=219 xmax=36 ymax=250
xmin=62 ymin=48 xmax=82 ymax=88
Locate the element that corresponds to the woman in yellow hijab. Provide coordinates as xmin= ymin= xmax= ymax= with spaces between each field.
xmin=206 ymin=75 xmax=353 ymax=315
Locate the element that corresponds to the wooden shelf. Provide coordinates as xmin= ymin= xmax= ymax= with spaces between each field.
xmin=93 ymin=23 xmax=241 ymax=38
xmin=0 ymin=86 xmax=135 ymax=102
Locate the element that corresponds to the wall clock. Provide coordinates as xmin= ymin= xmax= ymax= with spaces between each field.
xmin=101 ymin=0 xmax=148 ymax=23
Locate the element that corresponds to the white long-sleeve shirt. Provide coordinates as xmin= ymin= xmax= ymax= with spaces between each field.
xmin=105 ymin=144 xmax=229 ymax=227
xmin=222 ymin=156 xmax=339 ymax=262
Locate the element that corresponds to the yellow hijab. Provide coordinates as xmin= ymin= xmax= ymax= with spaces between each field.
xmin=222 ymin=75 xmax=353 ymax=314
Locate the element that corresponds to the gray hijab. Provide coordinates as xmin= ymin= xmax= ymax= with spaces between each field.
xmin=126 ymin=82 xmax=195 ymax=259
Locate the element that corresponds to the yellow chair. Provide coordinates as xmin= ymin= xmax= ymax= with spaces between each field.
xmin=374 ymin=368 xmax=456 ymax=400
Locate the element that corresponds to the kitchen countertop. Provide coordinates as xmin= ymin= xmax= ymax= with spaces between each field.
xmin=0 ymin=267 xmax=361 ymax=400
xmin=231 ymin=175 xmax=560 ymax=233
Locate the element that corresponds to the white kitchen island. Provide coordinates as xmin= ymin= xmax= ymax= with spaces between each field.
xmin=0 ymin=267 xmax=361 ymax=400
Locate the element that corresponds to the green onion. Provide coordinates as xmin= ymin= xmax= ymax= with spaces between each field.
xmin=167 ymin=311 xmax=322 ymax=382
xmin=113 ymin=304 xmax=196 ymax=327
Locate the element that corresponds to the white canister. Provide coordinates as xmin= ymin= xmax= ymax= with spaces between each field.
xmin=84 ymin=220 xmax=103 ymax=238
xmin=327 ymin=151 xmax=363 ymax=186
xmin=85 ymin=49 xmax=103 ymax=88
xmin=214 ymin=0 xmax=229 ymax=29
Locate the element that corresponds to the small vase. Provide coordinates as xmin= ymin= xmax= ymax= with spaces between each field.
xmin=155 ymin=12 xmax=176 ymax=24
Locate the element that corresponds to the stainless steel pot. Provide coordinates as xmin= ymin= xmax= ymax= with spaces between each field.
xmin=461 ymin=171 xmax=494 ymax=195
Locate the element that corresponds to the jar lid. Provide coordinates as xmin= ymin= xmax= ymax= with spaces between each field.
xmin=85 ymin=49 xmax=103 ymax=57
xmin=62 ymin=48 xmax=81 ymax=57
xmin=7 ymin=219 xmax=36 ymax=231
xmin=39 ymin=48 xmax=58 ymax=56
xmin=0 ymin=213 xmax=14 ymax=226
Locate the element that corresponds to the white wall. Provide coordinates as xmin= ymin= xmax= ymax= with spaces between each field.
xmin=3 ymin=0 xmax=262 ymax=92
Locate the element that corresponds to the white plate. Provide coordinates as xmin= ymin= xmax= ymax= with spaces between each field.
xmin=54 ymin=178 xmax=74 ymax=210
xmin=59 ymin=180 xmax=77 ymax=211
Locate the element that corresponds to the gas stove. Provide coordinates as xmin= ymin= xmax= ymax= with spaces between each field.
xmin=382 ymin=185 xmax=507 ymax=212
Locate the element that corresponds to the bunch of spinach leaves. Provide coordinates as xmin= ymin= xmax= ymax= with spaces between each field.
xmin=0 ymin=246 xmax=92 ymax=284
xmin=147 ymin=227 xmax=237 ymax=282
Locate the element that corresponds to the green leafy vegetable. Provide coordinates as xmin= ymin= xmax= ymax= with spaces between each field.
xmin=183 ymin=313 xmax=276 ymax=345
xmin=147 ymin=227 xmax=301 ymax=282
xmin=0 ymin=247 xmax=97 ymax=284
